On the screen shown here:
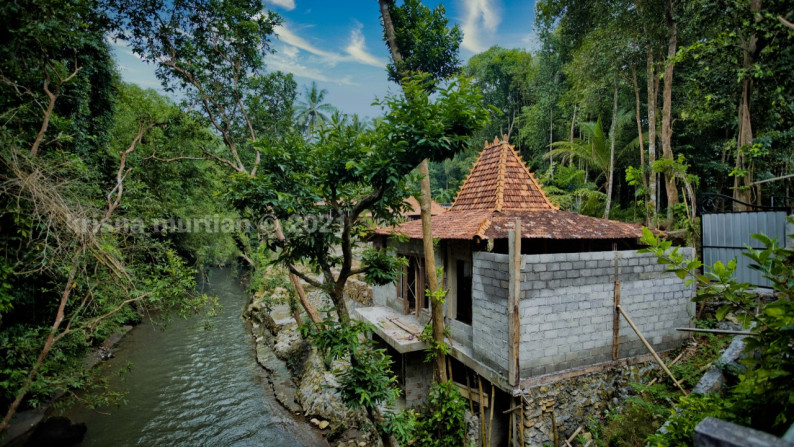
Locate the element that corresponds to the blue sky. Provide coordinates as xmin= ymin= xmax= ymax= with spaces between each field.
xmin=112 ymin=0 xmax=539 ymax=118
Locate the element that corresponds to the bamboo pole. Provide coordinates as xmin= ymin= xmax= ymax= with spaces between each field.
xmin=479 ymin=376 xmax=486 ymax=447
xmin=487 ymin=383 xmax=495 ymax=447
xmin=466 ymin=373 xmax=474 ymax=413
xmin=617 ymin=305 xmax=687 ymax=394
xmin=675 ymin=327 xmax=754 ymax=336
xmin=612 ymin=280 xmax=621 ymax=360
xmin=566 ymin=425 xmax=584 ymax=445
xmin=519 ymin=399 xmax=525 ymax=446
xmin=551 ymin=409 xmax=559 ymax=447
xmin=648 ymin=352 xmax=684 ymax=386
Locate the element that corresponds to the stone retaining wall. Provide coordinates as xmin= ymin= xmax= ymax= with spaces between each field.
xmin=521 ymin=362 xmax=658 ymax=446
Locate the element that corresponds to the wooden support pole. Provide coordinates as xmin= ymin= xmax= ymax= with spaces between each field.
xmin=566 ymin=425 xmax=584 ymax=444
xmin=488 ymin=383 xmax=495 ymax=447
xmin=551 ymin=409 xmax=559 ymax=447
xmin=519 ymin=399 xmax=525 ymax=446
xmin=675 ymin=327 xmax=754 ymax=336
xmin=617 ymin=305 xmax=687 ymax=394
xmin=479 ymin=376 xmax=486 ymax=447
xmin=466 ymin=373 xmax=474 ymax=413
xmin=508 ymin=220 xmax=521 ymax=386
xmin=648 ymin=352 xmax=684 ymax=386
xmin=612 ymin=280 xmax=621 ymax=361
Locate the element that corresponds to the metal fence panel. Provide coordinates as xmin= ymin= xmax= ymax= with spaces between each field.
xmin=702 ymin=211 xmax=788 ymax=287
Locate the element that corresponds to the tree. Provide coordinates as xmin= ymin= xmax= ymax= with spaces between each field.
xmin=464 ymin=46 xmax=534 ymax=141
xmin=111 ymin=0 xmax=322 ymax=323
xmin=379 ymin=0 xmax=466 ymax=384
xmin=294 ymin=81 xmax=336 ymax=138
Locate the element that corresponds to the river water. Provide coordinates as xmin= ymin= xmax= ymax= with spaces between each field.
xmin=63 ymin=268 xmax=327 ymax=447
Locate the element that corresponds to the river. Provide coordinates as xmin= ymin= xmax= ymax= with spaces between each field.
xmin=62 ymin=268 xmax=327 ymax=447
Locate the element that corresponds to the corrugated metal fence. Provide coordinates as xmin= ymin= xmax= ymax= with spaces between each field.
xmin=702 ymin=211 xmax=789 ymax=287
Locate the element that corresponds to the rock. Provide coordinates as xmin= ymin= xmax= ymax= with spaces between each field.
xmin=297 ymin=349 xmax=367 ymax=428
xmin=310 ymin=418 xmax=320 ymax=426
xmin=318 ymin=420 xmax=330 ymax=430
xmin=25 ymin=416 xmax=86 ymax=447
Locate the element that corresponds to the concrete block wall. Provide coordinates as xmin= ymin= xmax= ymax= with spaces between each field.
xmin=471 ymin=251 xmax=510 ymax=371
xmin=519 ymin=249 xmax=695 ymax=377
xmin=403 ymin=351 xmax=433 ymax=408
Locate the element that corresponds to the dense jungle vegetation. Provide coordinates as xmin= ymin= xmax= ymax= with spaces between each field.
xmin=1 ymin=0 xmax=792 ymax=444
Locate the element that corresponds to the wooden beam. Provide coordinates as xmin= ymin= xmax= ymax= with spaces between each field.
xmin=612 ymin=280 xmax=621 ymax=361
xmin=508 ymin=219 xmax=521 ymax=386
xmin=617 ymin=305 xmax=687 ymax=394
xmin=455 ymin=382 xmax=489 ymax=408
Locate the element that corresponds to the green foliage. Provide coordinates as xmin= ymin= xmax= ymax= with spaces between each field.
xmin=418 ymin=319 xmax=451 ymax=364
xmin=641 ymin=219 xmax=794 ymax=440
xmin=383 ymin=381 xmax=468 ymax=447
xmin=361 ymin=249 xmax=407 ymax=286
xmin=413 ymin=381 xmax=468 ymax=447
xmin=300 ymin=313 xmax=400 ymax=411
xmin=385 ymin=0 xmax=462 ymax=84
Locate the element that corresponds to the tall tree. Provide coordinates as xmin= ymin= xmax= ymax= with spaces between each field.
xmin=378 ymin=0 xmax=464 ymax=384
xmin=112 ymin=0 xmax=322 ymax=323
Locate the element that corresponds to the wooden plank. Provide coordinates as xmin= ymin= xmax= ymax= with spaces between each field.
xmin=612 ymin=280 xmax=621 ymax=361
xmin=507 ymin=219 xmax=521 ymax=386
xmin=617 ymin=305 xmax=687 ymax=394
xmin=454 ymin=382 xmax=489 ymax=408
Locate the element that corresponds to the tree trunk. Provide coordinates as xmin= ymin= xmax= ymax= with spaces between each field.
xmin=646 ymin=48 xmax=659 ymax=227
xmin=569 ymin=104 xmax=577 ymax=167
xmin=379 ymin=0 xmax=403 ymax=65
xmin=631 ymin=66 xmax=649 ymax=224
xmin=378 ymin=0 xmax=446 ymax=383
xmin=549 ymin=105 xmax=554 ymax=179
xmin=419 ymin=159 xmax=447 ymax=383
xmin=733 ymin=0 xmax=761 ymax=210
xmin=661 ymin=0 xmax=678 ymax=226
xmin=604 ymin=79 xmax=619 ymax=219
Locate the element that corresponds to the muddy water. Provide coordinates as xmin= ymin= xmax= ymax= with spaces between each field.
xmin=64 ymin=268 xmax=327 ymax=447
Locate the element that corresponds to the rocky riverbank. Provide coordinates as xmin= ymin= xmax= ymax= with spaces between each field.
xmin=244 ymin=298 xmax=381 ymax=447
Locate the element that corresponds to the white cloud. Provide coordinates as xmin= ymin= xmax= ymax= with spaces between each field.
xmin=266 ymin=0 xmax=295 ymax=11
xmin=274 ymin=22 xmax=386 ymax=69
xmin=274 ymin=24 xmax=341 ymax=63
xmin=268 ymin=42 xmax=356 ymax=85
xmin=345 ymin=23 xmax=387 ymax=67
xmin=460 ymin=0 xmax=502 ymax=53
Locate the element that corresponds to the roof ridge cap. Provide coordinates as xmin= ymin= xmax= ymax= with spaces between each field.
xmin=495 ymin=141 xmax=507 ymax=212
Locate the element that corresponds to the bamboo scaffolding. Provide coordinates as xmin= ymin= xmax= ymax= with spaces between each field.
xmin=617 ymin=305 xmax=687 ymax=394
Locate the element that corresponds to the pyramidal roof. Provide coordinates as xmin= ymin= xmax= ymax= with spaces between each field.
xmin=451 ymin=137 xmax=556 ymax=212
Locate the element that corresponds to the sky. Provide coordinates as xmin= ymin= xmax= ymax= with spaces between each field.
xmin=112 ymin=0 xmax=539 ymax=119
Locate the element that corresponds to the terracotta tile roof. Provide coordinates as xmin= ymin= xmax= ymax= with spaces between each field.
xmin=403 ymin=196 xmax=445 ymax=217
xmin=375 ymin=137 xmax=643 ymax=241
xmin=451 ymin=137 xmax=556 ymax=211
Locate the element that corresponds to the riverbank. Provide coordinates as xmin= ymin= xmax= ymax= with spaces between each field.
xmin=243 ymin=295 xmax=382 ymax=447
xmin=5 ymin=268 xmax=329 ymax=447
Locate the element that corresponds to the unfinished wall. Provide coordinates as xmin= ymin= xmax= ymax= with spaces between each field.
xmin=518 ymin=249 xmax=695 ymax=377
xmin=471 ymin=251 xmax=510 ymax=371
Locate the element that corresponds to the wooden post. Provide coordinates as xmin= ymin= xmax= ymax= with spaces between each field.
xmin=551 ymin=409 xmax=559 ymax=447
xmin=479 ymin=376 xmax=486 ymax=447
xmin=466 ymin=373 xmax=474 ymax=413
xmin=519 ymin=397 xmax=525 ymax=446
xmin=617 ymin=304 xmax=687 ymax=394
xmin=488 ymin=383 xmax=496 ymax=446
xmin=612 ymin=280 xmax=621 ymax=361
xmin=508 ymin=219 xmax=522 ymax=386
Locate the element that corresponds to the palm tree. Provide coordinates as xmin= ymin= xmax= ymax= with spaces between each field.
xmin=294 ymin=82 xmax=336 ymax=138
xmin=545 ymin=111 xmax=633 ymax=216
